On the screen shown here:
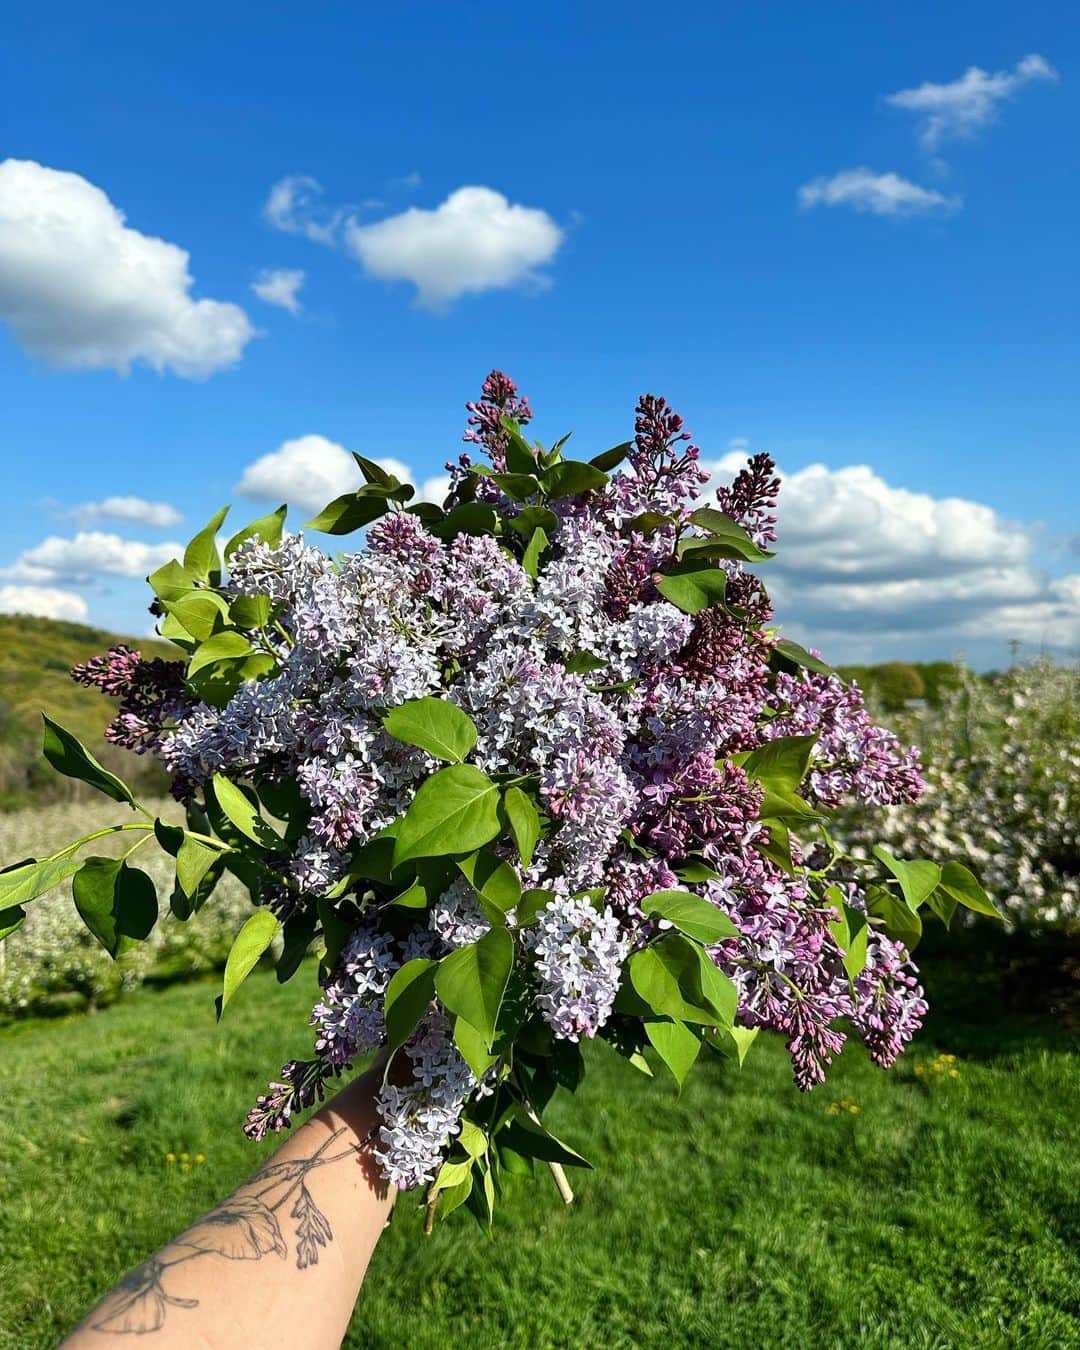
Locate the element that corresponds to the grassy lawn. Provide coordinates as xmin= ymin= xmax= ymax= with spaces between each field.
xmin=1 ymin=961 xmax=1077 ymax=1350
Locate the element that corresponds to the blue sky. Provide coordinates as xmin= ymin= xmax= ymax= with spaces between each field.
xmin=1 ymin=1 xmax=1076 ymax=666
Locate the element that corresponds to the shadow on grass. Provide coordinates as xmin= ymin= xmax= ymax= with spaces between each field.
xmin=914 ymin=921 xmax=1080 ymax=1060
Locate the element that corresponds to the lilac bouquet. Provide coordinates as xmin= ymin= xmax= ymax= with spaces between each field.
xmin=0 ymin=373 xmax=998 ymax=1224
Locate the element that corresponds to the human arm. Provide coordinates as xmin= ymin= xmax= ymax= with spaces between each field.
xmin=62 ymin=1063 xmax=395 ymax=1349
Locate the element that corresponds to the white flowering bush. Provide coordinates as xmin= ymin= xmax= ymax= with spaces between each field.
xmin=0 ymin=801 xmax=252 ymax=1017
xmin=0 ymin=373 xmax=996 ymax=1225
xmin=838 ymin=659 xmax=1080 ymax=932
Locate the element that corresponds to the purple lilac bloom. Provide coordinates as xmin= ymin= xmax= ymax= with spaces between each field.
xmin=526 ymin=894 xmax=630 ymax=1042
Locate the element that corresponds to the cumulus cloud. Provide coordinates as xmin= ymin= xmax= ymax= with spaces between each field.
xmin=2 ymin=532 xmax=184 ymax=585
xmin=703 ymin=454 xmax=1080 ymax=661
xmin=886 ymin=54 xmax=1058 ymax=149
xmin=65 ymin=496 xmax=183 ymax=529
xmin=262 ymin=175 xmax=342 ymax=245
xmin=252 ymin=267 xmax=305 ymax=314
xmin=0 ymin=584 xmax=89 ymax=622
xmin=236 ymin=435 xmax=448 ymax=516
xmin=798 ymin=168 xmax=960 ymax=217
xmin=0 ymin=159 xmax=255 ymax=377
xmin=344 ymin=187 xmax=564 ymax=308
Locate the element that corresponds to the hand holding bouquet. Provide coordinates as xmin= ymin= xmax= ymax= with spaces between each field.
xmin=0 ymin=372 xmax=998 ymax=1226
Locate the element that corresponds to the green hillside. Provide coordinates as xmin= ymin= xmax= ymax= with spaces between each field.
xmin=0 ymin=613 xmax=175 ymax=810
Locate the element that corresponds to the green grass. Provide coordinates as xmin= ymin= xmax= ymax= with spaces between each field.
xmin=1 ymin=964 xmax=1077 ymax=1350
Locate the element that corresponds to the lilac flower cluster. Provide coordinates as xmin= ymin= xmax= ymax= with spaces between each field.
xmin=71 ymin=643 xmax=185 ymax=755
xmin=129 ymin=371 xmax=935 ymax=1195
xmin=526 ymin=894 xmax=631 ymax=1041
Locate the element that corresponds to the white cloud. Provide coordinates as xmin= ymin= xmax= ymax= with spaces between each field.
xmin=2 ymin=532 xmax=183 ymax=585
xmin=703 ymin=454 xmax=1080 ymax=661
xmin=252 ymin=268 xmax=305 ymax=314
xmin=262 ymin=175 xmax=342 ymax=245
xmin=0 ymin=159 xmax=255 ymax=377
xmin=343 ymin=187 xmax=564 ymax=308
xmin=0 ymin=584 xmax=89 ymax=622
xmin=798 ymin=168 xmax=960 ymax=217
xmin=66 ymin=495 xmax=183 ymax=529
xmin=262 ymin=176 xmax=565 ymax=309
xmin=886 ymin=54 xmax=1058 ymax=149
xmin=236 ymin=435 xmax=448 ymax=516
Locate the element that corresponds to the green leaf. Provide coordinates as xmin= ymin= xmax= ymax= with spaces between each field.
xmin=225 ymin=504 xmax=287 ymax=560
xmin=72 ymin=857 xmax=158 ymax=957
xmin=502 ymin=1112 xmax=592 ymax=1169
xmin=824 ymin=890 xmax=869 ymax=981
xmin=438 ymin=1173 xmax=474 ymax=1218
xmin=352 ymin=452 xmax=398 ymax=487
xmin=626 ymin=510 xmax=675 ymax=535
xmin=643 ymin=890 xmax=739 ymax=944
xmin=742 ymin=734 xmax=819 ymax=795
xmin=866 ymin=884 xmax=923 ymax=949
xmin=644 ymin=1018 xmax=701 ymax=1091
xmin=453 ymin=1015 xmax=499 ymax=1080
xmin=521 ymin=526 xmax=549 ymax=579
xmin=629 ymin=935 xmax=735 ymax=1027
xmin=184 ymin=506 xmax=230 ymax=581
xmin=148 ymin=559 xmax=196 ymax=606
xmin=502 ymin=787 xmax=540 ymax=870
xmin=562 ymin=651 xmax=608 ymax=675
xmin=507 ymin=505 xmax=559 ymax=537
xmin=705 ymin=1024 xmax=759 ymax=1067
xmin=500 ymin=418 xmax=540 ymax=475
xmin=687 ymin=507 xmax=773 ymax=561
xmin=42 ymin=715 xmax=135 ymax=807
xmin=458 ymin=1118 xmax=489 ymax=1160
xmin=220 ymin=910 xmax=280 ymax=1016
xmin=165 ymin=590 xmax=231 ymax=642
xmin=873 ymin=846 xmax=942 ymax=912
xmin=490 ymin=472 xmax=541 ymax=501
xmin=276 ymin=908 xmax=318 ymax=983
xmin=937 ymin=861 xmax=1002 ymax=919
xmin=382 ymin=697 xmax=478 ymax=763
xmin=0 ymin=852 xmax=84 ymax=909
xmin=429 ymin=502 xmax=499 ymax=541
xmin=589 ymin=440 xmax=631 ymax=471
xmin=771 ymin=639 xmax=833 ymax=677
xmin=0 ymin=904 xmax=26 ymax=941
xmin=304 ymin=486 xmax=397 ymax=535
xmin=674 ymin=859 xmax=722 ymax=883
xmin=757 ymin=785 xmax=825 ymax=822
xmin=515 ymin=888 xmax=555 ymax=927
xmin=655 ymin=563 xmax=727 ymax=615
xmin=230 ymin=594 xmax=273 ymax=630
xmin=317 ymin=896 xmax=353 ymax=973
xmin=187 ymin=630 xmax=254 ymax=678
xmin=393 ymin=765 xmax=502 ymax=866
xmin=431 ymin=1158 xmax=473 ymax=1195
xmin=456 ymin=849 xmax=521 ymax=913
xmin=176 ymin=836 xmax=222 ymax=898
xmin=211 ymin=774 xmax=283 ymax=848
xmin=541 ymin=460 xmax=610 ymax=498
xmin=435 ymin=926 xmax=514 ymax=1046
xmin=384 ymin=957 xmax=438 ymax=1055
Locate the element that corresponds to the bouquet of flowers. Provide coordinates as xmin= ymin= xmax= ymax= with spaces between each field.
xmin=0 ymin=372 xmax=999 ymax=1225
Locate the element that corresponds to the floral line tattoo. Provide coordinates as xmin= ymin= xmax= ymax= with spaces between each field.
xmin=90 ymin=1128 xmax=369 ymax=1336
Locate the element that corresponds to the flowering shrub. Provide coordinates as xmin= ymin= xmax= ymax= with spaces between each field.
xmin=838 ymin=659 xmax=1080 ymax=931
xmin=0 ymin=801 xmax=253 ymax=1017
xmin=0 ymin=373 xmax=996 ymax=1224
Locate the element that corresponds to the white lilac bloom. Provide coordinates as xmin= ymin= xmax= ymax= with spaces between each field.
xmin=526 ymin=894 xmax=630 ymax=1042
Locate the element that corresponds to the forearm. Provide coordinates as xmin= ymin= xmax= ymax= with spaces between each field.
xmin=62 ymin=1065 xmax=395 ymax=1349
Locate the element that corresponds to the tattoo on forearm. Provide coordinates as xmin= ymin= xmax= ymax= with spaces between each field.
xmin=89 ymin=1128 xmax=369 ymax=1336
